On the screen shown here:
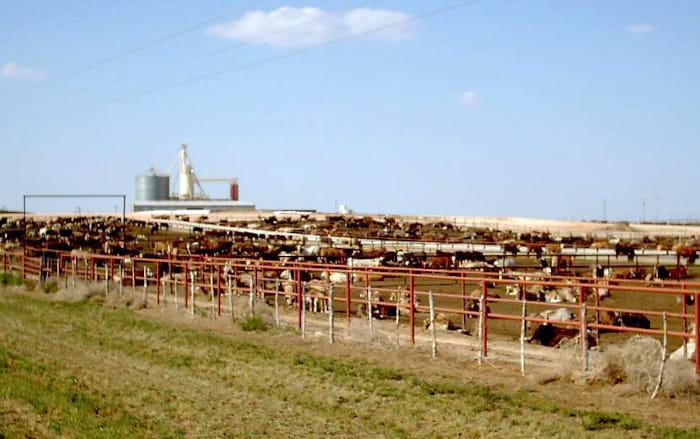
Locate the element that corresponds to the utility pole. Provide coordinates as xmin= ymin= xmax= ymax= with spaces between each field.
xmin=603 ymin=199 xmax=607 ymax=222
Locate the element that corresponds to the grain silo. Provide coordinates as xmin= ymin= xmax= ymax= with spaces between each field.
xmin=135 ymin=167 xmax=170 ymax=203
xmin=132 ymin=144 xmax=255 ymax=213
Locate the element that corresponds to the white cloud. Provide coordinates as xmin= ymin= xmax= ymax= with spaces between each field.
xmin=342 ymin=8 xmax=414 ymax=41
xmin=625 ymin=24 xmax=655 ymax=33
xmin=206 ymin=6 xmax=414 ymax=47
xmin=1 ymin=61 xmax=41 ymax=80
xmin=459 ymin=90 xmax=478 ymax=107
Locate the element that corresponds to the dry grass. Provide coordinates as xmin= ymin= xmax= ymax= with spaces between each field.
xmin=1 ymin=285 xmax=699 ymax=438
xmin=529 ymin=335 xmax=700 ymax=400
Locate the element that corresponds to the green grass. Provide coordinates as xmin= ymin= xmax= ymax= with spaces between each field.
xmin=40 ymin=279 xmax=59 ymax=294
xmin=0 ymin=271 xmax=22 ymax=286
xmin=0 ymin=289 xmax=698 ymax=438
xmin=238 ymin=314 xmax=269 ymax=331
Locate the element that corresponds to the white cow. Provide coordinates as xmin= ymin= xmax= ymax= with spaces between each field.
xmin=669 ymin=323 xmax=697 ymax=362
xmin=303 ymin=279 xmax=329 ymax=313
xmin=320 ymin=271 xmax=349 ymax=284
xmin=347 ymin=257 xmax=383 ymax=268
xmin=527 ymin=307 xmax=576 ymax=331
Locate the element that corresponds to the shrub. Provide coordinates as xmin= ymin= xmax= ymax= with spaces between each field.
xmin=41 ymin=280 xmax=59 ymax=294
xmin=581 ymin=412 xmax=641 ymax=431
xmin=239 ymin=315 xmax=268 ymax=332
xmin=23 ymin=278 xmax=37 ymax=291
xmin=0 ymin=271 xmax=23 ymax=286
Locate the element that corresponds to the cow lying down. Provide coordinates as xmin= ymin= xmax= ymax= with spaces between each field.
xmin=527 ymin=323 xmax=597 ymax=348
xmin=668 ymin=323 xmax=697 ymax=362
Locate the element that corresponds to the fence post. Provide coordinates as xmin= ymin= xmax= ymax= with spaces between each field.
xmin=651 ymin=312 xmax=668 ymax=400
xmin=216 ymin=265 xmax=221 ymax=316
xmin=520 ymin=297 xmax=527 ymax=376
xmin=301 ymin=283 xmax=306 ymax=339
xmin=346 ymin=269 xmax=351 ymax=323
xmin=104 ymin=265 xmax=109 ymax=295
xmin=143 ymin=266 xmax=148 ymax=306
xmin=460 ymin=274 xmax=467 ymax=330
xmin=581 ymin=302 xmax=588 ymax=372
xmin=274 ymin=279 xmax=280 ymax=328
xmin=328 ymin=284 xmax=334 ymax=344
xmin=190 ymin=271 xmax=196 ymax=316
xmin=210 ymin=272 xmax=215 ymax=320
xmin=225 ymin=275 xmax=233 ymax=320
xmin=429 ymin=290 xmax=437 ymax=358
xmin=395 ymin=287 xmax=401 ymax=349
xmin=71 ymin=258 xmax=76 ymax=289
xmin=694 ymin=293 xmax=700 ymax=376
xmin=184 ymin=263 xmax=189 ymax=309
xmin=131 ymin=262 xmax=136 ymax=296
xmin=681 ymin=284 xmax=688 ymax=359
xmin=594 ymin=279 xmax=601 ymax=347
xmin=249 ymin=279 xmax=254 ymax=317
xmin=297 ymin=269 xmax=303 ymax=329
xmin=409 ymin=270 xmax=415 ymax=345
xmin=367 ymin=286 xmax=373 ymax=340
xmin=253 ymin=264 xmax=258 ymax=299
xmin=156 ymin=263 xmax=161 ymax=306
xmin=118 ymin=263 xmax=123 ymax=297
xmin=479 ymin=280 xmax=488 ymax=361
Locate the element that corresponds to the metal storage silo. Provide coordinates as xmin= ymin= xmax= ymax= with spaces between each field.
xmin=135 ymin=167 xmax=170 ymax=202
xmin=229 ymin=179 xmax=239 ymax=201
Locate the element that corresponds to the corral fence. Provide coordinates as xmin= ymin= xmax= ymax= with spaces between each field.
xmin=2 ymin=247 xmax=699 ymax=378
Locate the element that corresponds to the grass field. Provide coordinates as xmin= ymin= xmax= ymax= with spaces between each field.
xmin=0 ymin=286 xmax=699 ymax=438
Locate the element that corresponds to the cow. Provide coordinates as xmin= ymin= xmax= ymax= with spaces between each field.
xmin=279 ymin=269 xmax=312 ymax=282
xmin=465 ymin=288 xmax=499 ymax=321
xmin=505 ymin=284 xmax=544 ymax=302
xmin=674 ymin=245 xmax=698 ymax=264
xmin=356 ymin=288 xmax=392 ymax=319
xmin=668 ymin=323 xmax=697 ymax=361
xmin=388 ymin=289 xmax=420 ymax=315
xmin=281 ymin=280 xmax=297 ymax=307
xmin=526 ymin=307 xmax=576 ymax=331
xmin=347 ymin=257 xmax=384 ymax=268
xmin=594 ymin=310 xmax=651 ymax=332
xmin=527 ymin=324 xmax=597 ymax=348
xmin=320 ymin=271 xmax=349 ymax=284
xmin=423 ymin=313 xmax=461 ymax=331
xmin=616 ymin=312 xmax=651 ymax=329
xmin=614 ymin=242 xmax=636 ymax=261
xmin=318 ymin=247 xmax=348 ymax=264
xmin=549 ymin=283 xmax=578 ymax=303
xmin=426 ymin=255 xmax=452 ymax=269
xmin=302 ymin=279 xmax=329 ymax=313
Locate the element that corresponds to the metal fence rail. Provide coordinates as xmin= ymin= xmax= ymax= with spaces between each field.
xmin=2 ymin=248 xmax=698 ymax=376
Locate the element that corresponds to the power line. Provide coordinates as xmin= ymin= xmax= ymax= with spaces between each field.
xmin=14 ymin=1 xmax=480 ymax=119
xmin=62 ymin=1 xmax=373 ymax=99
xmin=148 ymin=1 xmax=480 ymax=93
xmin=3 ymin=0 xmax=263 ymax=94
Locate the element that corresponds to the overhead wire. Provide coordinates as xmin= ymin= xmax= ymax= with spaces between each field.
xmin=12 ymin=1 xmax=480 ymax=119
xmin=67 ymin=1 xmax=373 ymax=97
xmin=1 ymin=0 xmax=264 ymax=96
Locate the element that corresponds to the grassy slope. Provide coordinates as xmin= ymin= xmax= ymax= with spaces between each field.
xmin=0 ymin=291 xmax=697 ymax=438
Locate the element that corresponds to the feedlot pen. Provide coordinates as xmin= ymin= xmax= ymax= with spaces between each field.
xmin=3 ymin=248 xmax=699 ymax=376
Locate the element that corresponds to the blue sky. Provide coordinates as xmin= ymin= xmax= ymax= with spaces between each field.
xmin=1 ymin=1 xmax=698 ymax=220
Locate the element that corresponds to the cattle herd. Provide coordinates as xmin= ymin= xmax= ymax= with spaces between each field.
xmin=3 ymin=213 xmax=699 ymax=267
xmin=1 ymin=213 xmax=699 ymax=362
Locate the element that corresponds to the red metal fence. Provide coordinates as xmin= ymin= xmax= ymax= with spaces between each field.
xmin=2 ymin=248 xmax=698 ymax=374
